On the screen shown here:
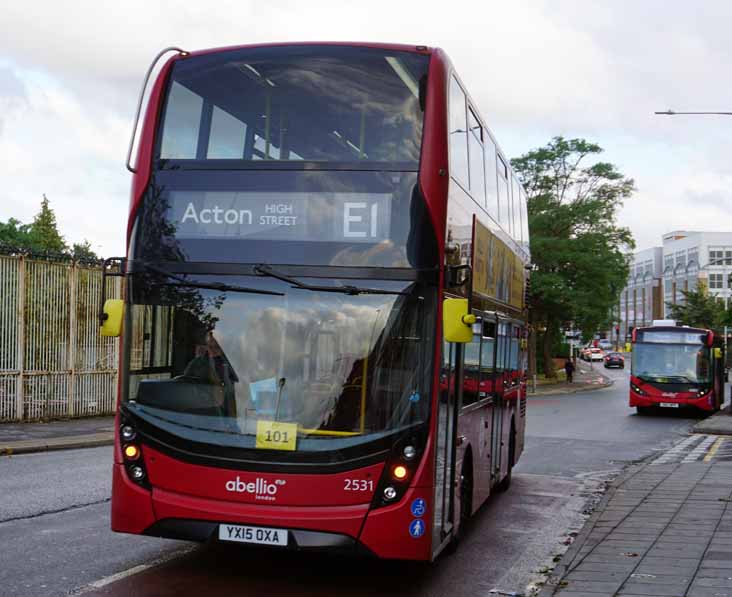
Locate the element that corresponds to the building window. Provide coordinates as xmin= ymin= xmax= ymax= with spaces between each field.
xmin=709 ymin=249 xmax=731 ymax=266
xmin=709 ymin=273 xmax=724 ymax=289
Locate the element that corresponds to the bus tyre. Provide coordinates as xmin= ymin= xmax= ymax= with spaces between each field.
xmin=496 ymin=423 xmax=515 ymax=493
xmin=636 ymin=406 xmax=652 ymax=416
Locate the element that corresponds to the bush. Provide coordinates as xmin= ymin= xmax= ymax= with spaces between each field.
xmin=536 ymin=332 xmax=571 ymax=373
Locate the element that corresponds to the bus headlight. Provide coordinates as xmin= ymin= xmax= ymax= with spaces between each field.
xmin=120 ymin=425 xmax=137 ymax=442
xmin=403 ymin=445 xmax=417 ymax=460
xmin=630 ymin=383 xmax=645 ymax=396
xmin=130 ymin=466 xmax=146 ymax=481
xmin=383 ymin=486 xmax=397 ymax=500
xmin=371 ymin=432 xmax=427 ymax=510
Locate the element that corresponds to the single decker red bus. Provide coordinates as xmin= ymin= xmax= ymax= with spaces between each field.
xmin=630 ymin=323 xmax=725 ymax=415
xmin=101 ymin=42 xmax=530 ymax=560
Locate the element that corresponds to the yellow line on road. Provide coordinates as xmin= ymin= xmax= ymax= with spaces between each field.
xmin=704 ymin=437 xmax=725 ymax=463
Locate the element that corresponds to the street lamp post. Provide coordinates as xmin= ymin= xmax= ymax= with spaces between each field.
xmin=655 ymin=108 xmax=732 ymax=350
xmin=655 ymin=110 xmax=732 ymax=116
xmin=656 ymin=108 xmax=732 ymax=410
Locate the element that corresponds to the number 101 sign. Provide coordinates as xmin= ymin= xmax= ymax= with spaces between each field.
xmin=256 ymin=420 xmax=298 ymax=451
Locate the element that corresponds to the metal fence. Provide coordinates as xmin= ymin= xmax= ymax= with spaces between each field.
xmin=0 ymin=252 xmax=120 ymax=421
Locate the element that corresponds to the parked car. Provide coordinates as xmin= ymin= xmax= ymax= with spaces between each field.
xmin=587 ymin=348 xmax=605 ymax=361
xmin=604 ymin=352 xmax=625 ymax=369
xmin=598 ymin=339 xmax=613 ymax=351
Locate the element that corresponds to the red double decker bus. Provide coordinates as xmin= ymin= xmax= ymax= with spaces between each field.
xmin=102 ymin=42 xmax=530 ymax=560
xmin=630 ymin=324 xmax=725 ymax=415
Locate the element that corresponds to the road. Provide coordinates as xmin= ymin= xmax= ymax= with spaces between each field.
xmin=0 ymin=365 xmax=706 ymax=596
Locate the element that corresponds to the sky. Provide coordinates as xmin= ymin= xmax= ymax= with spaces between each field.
xmin=2 ymin=0 xmax=732 ymax=256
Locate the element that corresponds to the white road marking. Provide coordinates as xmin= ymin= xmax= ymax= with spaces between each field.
xmin=650 ymin=435 xmax=704 ymax=465
xmin=73 ymin=546 xmax=195 ymax=594
xmin=682 ymin=435 xmax=717 ymax=463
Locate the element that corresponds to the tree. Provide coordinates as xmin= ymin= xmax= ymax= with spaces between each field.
xmin=666 ymin=283 xmax=730 ymax=330
xmin=0 ymin=195 xmax=100 ymax=260
xmin=0 ymin=217 xmax=34 ymax=249
xmin=29 ymin=194 xmax=67 ymax=253
xmin=71 ymin=240 xmax=99 ymax=261
xmin=512 ymin=137 xmax=635 ymax=378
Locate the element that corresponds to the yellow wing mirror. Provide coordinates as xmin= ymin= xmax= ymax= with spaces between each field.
xmin=443 ymin=298 xmax=476 ymax=343
xmin=100 ymin=299 xmax=124 ymax=337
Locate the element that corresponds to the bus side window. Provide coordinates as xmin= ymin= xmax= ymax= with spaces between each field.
xmin=449 ymin=76 xmax=469 ymax=187
xmin=509 ymin=325 xmax=520 ymax=383
xmin=496 ymin=156 xmax=510 ymax=233
xmin=510 ymin=176 xmax=520 ymax=239
xmin=467 ymin=107 xmax=485 ymax=206
xmin=521 ymin=188 xmax=530 ymax=250
xmin=463 ymin=329 xmax=482 ymax=406
xmin=480 ymin=321 xmax=496 ymax=397
xmin=484 ymin=138 xmax=499 ymax=223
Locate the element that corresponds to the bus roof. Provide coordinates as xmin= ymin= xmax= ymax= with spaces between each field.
xmin=184 ymin=41 xmax=434 ymax=60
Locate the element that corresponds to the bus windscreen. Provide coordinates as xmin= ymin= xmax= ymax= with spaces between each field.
xmin=158 ymin=46 xmax=428 ymax=165
xmin=631 ymin=343 xmax=712 ymax=384
xmin=123 ymin=274 xmax=435 ymax=460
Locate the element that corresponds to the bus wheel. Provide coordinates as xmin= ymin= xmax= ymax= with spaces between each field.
xmin=496 ymin=423 xmax=516 ymax=493
xmin=636 ymin=406 xmax=653 ymax=416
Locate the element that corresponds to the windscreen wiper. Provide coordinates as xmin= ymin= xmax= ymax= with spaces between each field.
xmin=638 ymin=374 xmax=692 ymax=383
xmin=130 ymin=261 xmax=284 ymax=296
xmin=253 ymin=264 xmax=411 ymax=296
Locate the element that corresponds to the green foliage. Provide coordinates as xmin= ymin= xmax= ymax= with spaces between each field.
xmin=666 ymin=284 xmax=732 ymax=331
xmin=512 ymin=137 xmax=635 ymax=376
xmin=0 ymin=217 xmax=34 ymax=249
xmin=0 ymin=195 xmax=98 ymax=260
xmin=29 ymin=194 xmax=66 ymax=253
xmin=71 ymin=240 xmax=99 ymax=261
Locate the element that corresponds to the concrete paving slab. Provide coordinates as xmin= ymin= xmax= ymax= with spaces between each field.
xmin=541 ymin=457 xmax=732 ymax=596
xmin=693 ymin=406 xmax=732 ymax=435
xmin=0 ymin=431 xmax=114 ymax=454
xmin=0 ymin=416 xmax=115 ymax=454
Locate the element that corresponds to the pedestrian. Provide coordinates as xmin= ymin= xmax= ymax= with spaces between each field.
xmin=564 ymin=358 xmax=575 ymax=383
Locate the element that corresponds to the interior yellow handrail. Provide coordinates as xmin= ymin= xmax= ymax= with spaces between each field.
xmin=298 ymin=428 xmax=360 ymax=437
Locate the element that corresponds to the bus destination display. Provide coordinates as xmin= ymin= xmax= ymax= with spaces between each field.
xmin=170 ymin=191 xmax=392 ymax=243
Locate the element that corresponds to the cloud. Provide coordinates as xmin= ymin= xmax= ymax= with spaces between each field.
xmin=1 ymin=0 xmax=732 ymax=256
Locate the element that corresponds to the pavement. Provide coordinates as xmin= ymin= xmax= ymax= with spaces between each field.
xmin=693 ymin=405 xmax=732 ymax=435
xmin=531 ymin=361 xmax=614 ymax=396
xmin=539 ymin=397 xmax=732 ymax=597
xmin=0 ymin=416 xmax=114 ymax=455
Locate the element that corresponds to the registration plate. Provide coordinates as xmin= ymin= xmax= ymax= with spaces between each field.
xmin=218 ymin=524 xmax=288 ymax=546
xmin=659 ymin=402 xmax=680 ymax=408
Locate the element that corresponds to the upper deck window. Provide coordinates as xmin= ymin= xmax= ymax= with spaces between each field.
xmin=448 ymin=77 xmax=469 ymax=185
xmin=158 ymin=46 xmax=429 ymax=167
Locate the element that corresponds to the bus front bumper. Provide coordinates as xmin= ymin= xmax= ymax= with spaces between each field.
xmin=111 ymin=464 xmax=432 ymax=560
xmin=629 ymin=391 xmax=715 ymax=411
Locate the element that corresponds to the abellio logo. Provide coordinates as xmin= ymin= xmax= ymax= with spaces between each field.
xmin=225 ymin=477 xmax=286 ymax=501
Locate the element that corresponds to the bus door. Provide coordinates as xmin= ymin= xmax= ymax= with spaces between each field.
xmin=476 ymin=313 xmax=497 ymax=499
xmin=433 ymin=338 xmax=463 ymax=552
xmin=490 ymin=320 xmax=510 ymax=486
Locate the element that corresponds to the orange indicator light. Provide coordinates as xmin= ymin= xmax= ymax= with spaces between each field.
xmin=393 ymin=465 xmax=408 ymax=480
xmin=124 ymin=444 xmax=140 ymax=460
